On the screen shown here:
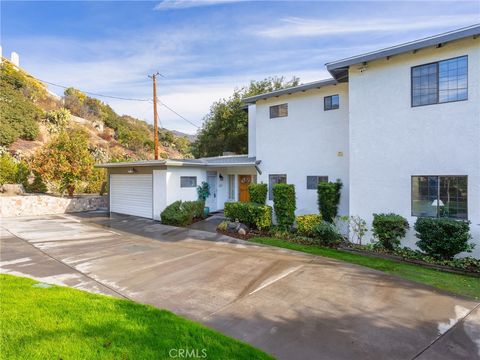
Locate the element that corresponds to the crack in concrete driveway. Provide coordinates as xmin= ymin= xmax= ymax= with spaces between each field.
xmin=1 ymin=212 xmax=479 ymax=360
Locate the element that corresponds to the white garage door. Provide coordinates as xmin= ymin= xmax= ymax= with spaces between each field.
xmin=110 ymin=174 xmax=153 ymax=218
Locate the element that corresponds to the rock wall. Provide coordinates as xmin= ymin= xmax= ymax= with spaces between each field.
xmin=0 ymin=195 xmax=107 ymax=217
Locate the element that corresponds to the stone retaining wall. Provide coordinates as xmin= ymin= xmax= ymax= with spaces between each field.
xmin=0 ymin=195 xmax=107 ymax=217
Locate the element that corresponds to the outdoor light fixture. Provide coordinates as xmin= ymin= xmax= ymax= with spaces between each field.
xmin=127 ymin=168 xmax=137 ymax=174
xmin=219 ymin=174 xmax=224 ymax=181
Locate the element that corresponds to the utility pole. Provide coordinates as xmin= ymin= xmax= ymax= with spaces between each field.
xmin=149 ymin=72 xmax=160 ymax=160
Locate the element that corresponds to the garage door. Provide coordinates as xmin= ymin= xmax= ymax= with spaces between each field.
xmin=110 ymin=174 xmax=153 ymax=218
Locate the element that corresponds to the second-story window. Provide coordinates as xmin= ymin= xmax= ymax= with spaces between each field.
xmin=324 ymin=95 xmax=339 ymax=111
xmin=270 ymin=103 xmax=288 ymax=118
xmin=412 ymin=55 xmax=468 ymax=107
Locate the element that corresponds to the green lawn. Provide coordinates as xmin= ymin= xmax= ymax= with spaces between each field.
xmin=0 ymin=274 xmax=272 ymax=360
xmin=250 ymin=237 xmax=480 ymax=300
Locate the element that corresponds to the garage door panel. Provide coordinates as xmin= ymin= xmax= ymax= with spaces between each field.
xmin=110 ymin=174 xmax=153 ymax=218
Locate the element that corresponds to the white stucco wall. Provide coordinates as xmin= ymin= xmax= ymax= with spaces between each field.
xmin=165 ymin=167 xmax=206 ymax=206
xmin=253 ymin=83 xmax=350 ymax=216
xmin=215 ymin=167 xmax=258 ymax=210
xmin=348 ymin=37 xmax=480 ymax=256
xmin=248 ymin=104 xmax=256 ymax=157
xmin=152 ymin=170 xmax=166 ymax=221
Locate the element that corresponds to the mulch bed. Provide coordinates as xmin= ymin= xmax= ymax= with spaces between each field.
xmin=339 ymin=247 xmax=480 ymax=277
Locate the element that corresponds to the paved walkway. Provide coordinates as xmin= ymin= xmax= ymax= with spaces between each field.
xmin=187 ymin=212 xmax=226 ymax=233
xmin=1 ymin=212 xmax=479 ymax=360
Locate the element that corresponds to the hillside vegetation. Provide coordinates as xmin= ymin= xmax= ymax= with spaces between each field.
xmin=0 ymin=59 xmax=193 ymax=195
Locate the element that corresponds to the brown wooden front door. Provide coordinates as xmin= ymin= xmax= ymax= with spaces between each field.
xmin=238 ymin=175 xmax=252 ymax=202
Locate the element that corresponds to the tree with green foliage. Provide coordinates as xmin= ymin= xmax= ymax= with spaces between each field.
xmin=192 ymin=76 xmax=299 ymax=157
xmin=31 ymin=128 xmax=94 ymax=196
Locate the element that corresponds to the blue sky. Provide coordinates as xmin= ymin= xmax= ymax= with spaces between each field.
xmin=2 ymin=0 xmax=479 ymax=134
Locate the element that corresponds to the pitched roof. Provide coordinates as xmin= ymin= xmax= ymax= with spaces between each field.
xmin=96 ymin=155 xmax=259 ymax=168
xmin=326 ymin=24 xmax=480 ymax=81
xmin=242 ymin=78 xmax=337 ymax=104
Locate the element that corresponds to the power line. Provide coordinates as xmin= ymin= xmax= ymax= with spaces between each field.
xmin=38 ymin=78 xmax=201 ymax=129
xmin=39 ymin=79 xmax=151 ymax=102
xmin=157 ymin=98 xmax=200 ymax=128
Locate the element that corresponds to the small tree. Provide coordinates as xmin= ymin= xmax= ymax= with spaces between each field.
xmin=197 ymin=181 xmax=210 ymax=203
xmin=31 ymin=128 xmax=94 ymax=196
xmin=349 ymin=216 xmax=368 ymax=245
xmin=317 ymin=180 xmax=343 ymax=222
xmin=272 ymin=183 xmax=296 ymax=230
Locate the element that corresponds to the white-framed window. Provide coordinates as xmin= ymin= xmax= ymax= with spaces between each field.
xmin=306 ymin=176 xmax=328 ymax=190
xmin=180 ymin=176 xmax=197 ymax=188
xmin=228 ymin=174 xmax=235 ymax=200
xmin=269 ymin=174 xmax=287 ymax=200
xmin=270 ymin=103 xmax=288 ymax=118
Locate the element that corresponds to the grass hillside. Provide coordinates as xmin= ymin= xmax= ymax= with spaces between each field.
xmin=0 ymin=58 xmax=192 ymax=160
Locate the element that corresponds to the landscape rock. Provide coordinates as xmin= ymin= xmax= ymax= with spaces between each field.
xmin=1 ymin=184 xmax=25 ymax=195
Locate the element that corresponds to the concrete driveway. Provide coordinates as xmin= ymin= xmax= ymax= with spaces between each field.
xmin=1 ymin=212 xmax=479 ymax=360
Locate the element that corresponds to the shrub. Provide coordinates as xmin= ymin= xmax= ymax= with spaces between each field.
xmin=160 ymin=200 xmax=205 ymax=227
xmin=317 ymin=180 xmax=342 ymax=222
xmin=248 ymin=183 xmax=268 ymax=205
xmin=224 ymin=202 xmax=272 ymax=230
xmin=414 ymin=218 xmax=474 ymax=260
xmin=0 ymin=153 xmax=28 ymax=185
xmin=272 ymin=183 xmax=296 ymax=230
xmin=313 ymin=221 xmax=342 ymax=247
xmin=45 ymin=108 xmax=71 ymax=133
xmin=24 ymin=172 xmax=47 ymax=193
xmin=296 ymin=214 xmax=322 ymax=237
xmin=217 ymin=220 xmax=228 ymax=232
xmin=372 ymin=213 xmax=409 ymax=250
xmin=348 ymin=215 xmax=368 ymax=245
xmin=182 ymin=200 xmax=205 ymax=220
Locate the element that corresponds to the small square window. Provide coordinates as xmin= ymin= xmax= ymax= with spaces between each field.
xmin=180 ymin=176 xmax=197 ymax=188
xmin=270 ymin=103 xmax=288 ymax=118
xmin=324 ymin=95 xmax=339 ymax=111
xmin=306 ymin=176 xmax=328 ymax=190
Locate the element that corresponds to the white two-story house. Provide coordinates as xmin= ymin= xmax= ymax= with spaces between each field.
xmin=99 ymin=25 xmax=479 ymax=256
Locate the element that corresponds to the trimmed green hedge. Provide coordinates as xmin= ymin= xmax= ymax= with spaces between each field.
xmin=414 ymin=218 xmax=474 ymax=260
xmin=224 ymin=202 xmax=272 ymax=230
xmin=296 ymin=214 xmax=322 ymax=237
xmin=272 ymin=183 xmax=296 ymax=230
xmin=317 ymin=180 xmax=342 ymax=222
xmin=372 ymin=213 xmax=409 ymax=250
xmin=161 ymin=200 xmax=204 ymax=226
xmin=248 ymin=183 xmax=268 ymax=205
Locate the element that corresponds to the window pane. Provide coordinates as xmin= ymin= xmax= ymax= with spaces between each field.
xmin=439 ymin=176 xmax=468 ymax=219
xmin=438 ymin=56 xmax=468 ymax=103
xmin=270 ymin=104 xmax=288 ymax=118
xmin=180 ymin=176 xmax=197 ymax=188
xmin=228 ymin=175 xmax=235 ymax=199
xmin=412 ymin=176 xmax=438 ymax=217
xmin=324 ymin=95 xmax=339 ymax=111
xmin=307 ymin=176 xmax=328 ymax=190
xmin=412 ymin=63 xmax=438 ymax=106
xmin=269 ymin=174 xmax=287 ymax=200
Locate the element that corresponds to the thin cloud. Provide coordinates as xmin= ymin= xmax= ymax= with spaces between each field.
xmin=154 ymin=0 xmax=243 ymax=11
xmin=254 ymin=15 xmax=480 ymax=38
